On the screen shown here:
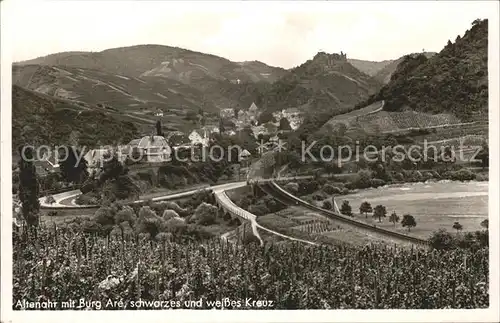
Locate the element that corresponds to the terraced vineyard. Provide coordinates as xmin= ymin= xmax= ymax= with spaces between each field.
xmin=356 ymin=110 xmax=462 ymax=134
xmin=323 ymin=101 xmax=384 ymax=129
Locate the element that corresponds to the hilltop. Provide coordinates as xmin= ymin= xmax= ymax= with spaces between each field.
xmin=358 ymin=19 xmax=488 ymax=122
xmin=258 ymin=52 xmax=382 ymax=115
xmin=372 ymin=52 xmax=436 ymax=84
xmin=16 ymin=44 xmax=288 ymax=89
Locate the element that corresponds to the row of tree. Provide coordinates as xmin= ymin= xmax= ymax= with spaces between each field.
xmin=337 ymin=200 xmax=417 ymax=231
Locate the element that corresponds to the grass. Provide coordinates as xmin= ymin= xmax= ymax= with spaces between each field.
xmin=334 ymin=181 xmax=488 ymax=240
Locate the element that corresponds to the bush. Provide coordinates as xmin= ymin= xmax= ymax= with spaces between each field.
xmin=284 ymin=182 xmax=299 ymax=194
xmin=393 ymin=172 xmax=405 ymax=182
xmin=312 ymin=193 xmax=326 ymax=201
xmin=429 ymin=229 xmax=456 ymax=250
xmin=164 ymin=201 xmax=189 ymax=216
xmin=322 ymin=184 xmax=342 ymax=195
xmin=75 ymin=193 xmax=99 ymax=205
xmin=160 ymin=209 xmax=179 ymax=220
xmin=44 ymin=195 xmax=56 ymax=205
xmin=370 ymin=179 xmax=386 ymax=188
xmin=135 ymin=206 xmax=163 ymax=238
xmin=352 ymin=169 xmax=373 ymax=189
xmin=48 ymin=211 xmax=59 ymax=217
xmin=115 ymin=206 xmax=137 ymax=228
xmin=445 ymin=168 xmax=476 ymax=181
xmin=248 ymin=203 xmax=270 ymax=216
xmin=475 ymin=173 xmax=488 ymax=181
xmin=322 ymin=200 xmax=333 ymax=210
xmin=190 ymin=202 xmax=218 ymax=225
xmin=299 ymin=181 xmax=319 ymax=196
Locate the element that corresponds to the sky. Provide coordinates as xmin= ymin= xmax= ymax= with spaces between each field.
xmin=3 ymin=0 xmax=498 ymax=69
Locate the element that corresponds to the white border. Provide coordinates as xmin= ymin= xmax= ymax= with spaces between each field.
xmin=1 ymin=1 xmax=499 ymax=322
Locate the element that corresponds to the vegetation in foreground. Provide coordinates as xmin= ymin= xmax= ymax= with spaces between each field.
xmin=12 ymin=224 xmax=488 ymax=310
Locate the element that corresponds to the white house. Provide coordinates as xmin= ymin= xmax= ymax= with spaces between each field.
xmin=188 ymin=129 xmax=209 ymax=147
xmin=129 ymin=135 xmax=170 ymax=163
xmin=155 ymin=109 xmax=164 ymax=117
xmin=239 ymin=149 xmax=252 ymax=159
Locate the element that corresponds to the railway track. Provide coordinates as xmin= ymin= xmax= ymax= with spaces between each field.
xmin=259 ymin=181 xmax=429 ymax=247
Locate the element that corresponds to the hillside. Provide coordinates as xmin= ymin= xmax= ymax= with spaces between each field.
xmin=347 ymin=58 xmax=394 ymax=77
xmin=373 ymin=52 xmax=436 ymax=84
xmin=258 ymin=52 xmax=382 ymax=115
xmin=360 ymin=19 xmax=488 ymax=122
xmin=16 ymin=45 xmax=288 ymax=89
xmin=12 ymin=85 xmax=139 ymax=151
xmin=12 ymin=63 xmax=221 ymax=120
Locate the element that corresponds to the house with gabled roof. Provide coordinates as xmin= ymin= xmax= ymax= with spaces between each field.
xmin=128 ymin=135 xmax=170 ymax=163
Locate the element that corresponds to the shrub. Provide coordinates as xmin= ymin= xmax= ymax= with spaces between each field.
xmin=44 ymin=195 xmax=56 ymax=205
xmin=248 ymin=204 xmax=270 ymax=216
xmin=164 ymin=201 xmax=189 ymax=216
xmin=115 ymin=206 xmax=137 ymax=228
xmin=135 ymin=206 xmax=163 ymax=238
xmin=475 ymin=173 xmax=488 ymax=181
xmin=312 ymin=193 xmax=326 ymax=201
xmin=322 ymin=184 xmax=342 ymax=195
xmin=445 ymin=168 xmax=476 ymax=181
xmin=393 ymin=172 xmax=405 ymax=182
xmin=370 ymin=179 xmax=386 ymax=188
xmin=322 ymin=200 xmax=333 ymax=210
xmin=48 ymin=211 xmax=59 ymax=217
xmin=75 ymin=193 xmax=99 ymax=205
xmin=191 ymin=202 xmax=218 ymax=225
xmin=162 ymin=209 xmax=180 ymax=220
xmin=284 ymin=182 xmax=299 ymax=194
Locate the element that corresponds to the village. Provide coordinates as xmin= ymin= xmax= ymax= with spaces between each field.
xmin=31 ymin=102 xmax=304 ymax=178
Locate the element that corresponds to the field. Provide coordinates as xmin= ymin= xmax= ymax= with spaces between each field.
xmin=12 ymin=226 xmax=489 ymax=309
xmin=256 ymin=207 xmax=396 ymax=247
xmin=337 ymin=181 xmax=488 ymax=239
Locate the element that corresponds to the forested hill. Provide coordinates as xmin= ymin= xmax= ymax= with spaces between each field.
xmin=359 ymin=19 xmax=488 ymax=122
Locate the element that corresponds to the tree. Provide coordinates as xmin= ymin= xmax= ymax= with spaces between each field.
xmin=18 ymin=146 xmax=40 ymax=228
xmin=429 ymin=229 xmax=455 ymax=250
xmin=218 ymin=118 xmax=226 ymax=134
xmin=452 ymin=221 xmax=463 ymax=234
xmin=373 ymin=205 xmax=387 ymax=223
xmin=322 ymin=199 xmax=333 ymax=210
xmin=476 ymin=143 xmax=489 ymax=168
xmin=480 ymin=219 xmax=488 ymax=229
xmin=258 ymin=111 xmax=275 ymax=124
xmin=279 ymin=118 xmax=292 ymax=131
xmin=185 ymin=110 xmax=198 ymax=122
xmin=340 ymin=200 xmax=353 ymax=217
xmin=401 ymin=214 xmax=417 ymax=232
xmin=156 ymin=120 xmax=163 ymax=137
xmin=359 ymin=201 xmax=373 ymax=218
xmin=389 ymin=211 xmax=400 ymax=227
xmin=59 ymin=146 xmax=88 ymax=184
